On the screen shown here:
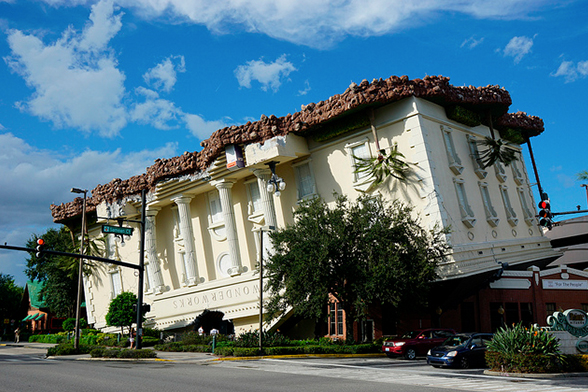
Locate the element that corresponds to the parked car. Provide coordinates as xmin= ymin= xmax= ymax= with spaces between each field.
xmin=382 ymin=328 xmax=456 ymax=360
xmin=426 ymin=333 xmax=493 ymax=369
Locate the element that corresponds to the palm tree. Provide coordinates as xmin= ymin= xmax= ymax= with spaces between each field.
xmin=577 ymin=171 xmax=588 ymax=181
xmin=477 ymin=113 xmax=518 ymax=168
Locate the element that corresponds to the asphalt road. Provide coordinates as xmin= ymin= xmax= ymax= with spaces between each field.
xmin=2 ymin=343 xmax=588 ymax=392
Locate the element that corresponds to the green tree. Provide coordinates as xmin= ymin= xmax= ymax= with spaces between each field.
xmin=25 ymin=227 xmax=78 ymax=317
xmin=577 ymin=171 xmax=588 ymax=181
xmin=0 ymin=273 xmax=23 ymax=326
xmin=106 ymin=292 xmax=139 ymax=335
xmin=25 ymin=226 xmax=104 ymax=318
xmin=264 ymin=194 xmax=450 ymax=339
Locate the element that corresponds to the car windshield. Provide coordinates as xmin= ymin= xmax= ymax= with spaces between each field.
xmin=401 ymin=331 xmax=421 ymax=339
xmin=442 ymin=335 xmax=470 ymax=347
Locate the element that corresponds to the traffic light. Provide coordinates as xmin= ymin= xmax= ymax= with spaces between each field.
xmin=538 ymin=199 xmax=553 ymax=229
xmin=35 ymin=238 xmax=45 ymax=258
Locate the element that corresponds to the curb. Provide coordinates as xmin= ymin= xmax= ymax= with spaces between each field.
xmin=484 ymin=370 xmax=588 ymax=379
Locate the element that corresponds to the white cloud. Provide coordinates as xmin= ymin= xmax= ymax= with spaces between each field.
xmin=234 ymin=55 xmax=297 ymax=92
xmin=143 ymin=55 xmax=186 ymax=93
xmin=298 ymin=80 xmax=311 ymax=96
xmin=108 ymin=0 xmax=552 ymax=49
xmin=461 ymin=36 xmax=484 ymax=49
xmin=130 ymin=87 xmax=183 ymax=130
xmin=4 ymin=0 xmax=128 ymax=137
xmin=503 ymin=35 xmax=534 ymax=63
xmin=184 ymin=113 xmax=231 ymax=140
xmin=553 ymin=60 xmax=588 ymax=83
xmin=0 ymin=132 xmax=178 ymax=285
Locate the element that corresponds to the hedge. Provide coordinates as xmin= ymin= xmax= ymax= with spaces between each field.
xmin=90 ymin=347 xmax=157 ymax=359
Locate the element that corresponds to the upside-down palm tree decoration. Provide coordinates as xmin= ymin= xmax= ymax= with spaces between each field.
xmin=477 ymin=113 xmax=518 ymax=168
xmin=352 ymin=109 xmax=412 ymax=191
xmin=354 ymin=143 xmax=412 ymax=190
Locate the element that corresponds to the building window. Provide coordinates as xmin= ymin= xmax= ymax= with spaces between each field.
xmin=511 ymin=158 xmax=524 ymax=185
xmin=345 ymin=138 xmax=372 ymax=185
xmin=328 ymin=302 xmax=345 ymax=338
xmin=208 ymin=191 xmax=223 ymax=224
xmin=454 ymin=178 xmax=476 ymax=228
xmin=441 ymin=125 xmax=463 ymax=175
xmin=479 ymin=182 xmax=499 ymax=227
xmin=500 ymin=185 xmax=518 ymax=226
xmin=109 ymin=268 xmax=122 ymax=298
xmin=246 ymin=180 xmax=263 ymax=216
xmin=517 ymin=187 xmax=535 ymax=226
xmin=494 ymin=162 xmax=507 ymax=183
xmin=467 ymin=135 xmax=487 ymax=179
xmin=293 ymin=160 xmax=317 ymax=200
xmin=582 ymin=304 xmax=588 ymax=313
xmin=546 ymin=303 xmax=556 ymax=316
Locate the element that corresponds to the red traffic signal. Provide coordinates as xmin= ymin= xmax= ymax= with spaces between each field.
xmin=537 ymin=199 xmax=552 ymax=229
xmin=35 ymin=238 xmax=45 ymax=258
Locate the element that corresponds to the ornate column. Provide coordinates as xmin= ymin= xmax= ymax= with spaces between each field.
xmin=252 ymin=168 xmax=278 ymax=258
xmin=171 ymin=195 xmax=199 ymax=286
xmin=145 ymin=207 xmax=165 ymax=294
xmin=211 ymin=179 xmax=242 ymax=276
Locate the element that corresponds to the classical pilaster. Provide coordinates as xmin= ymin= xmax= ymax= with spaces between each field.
xmin=211 ymin=179 xmax=242 ymax=276
xmin=171 ymin=195 xmax=199 ymax=286
xmin=252 ymin=168 xmax=277 ymax=258
xmin=145 ymin=207 xmax=165 ymax=294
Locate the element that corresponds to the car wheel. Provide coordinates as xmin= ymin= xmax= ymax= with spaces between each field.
xmin=459 ymin=356 xmax=470 ymax=369
xmin=404 ymin=348 xmax=417 ymax=360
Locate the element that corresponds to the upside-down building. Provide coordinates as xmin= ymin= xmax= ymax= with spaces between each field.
xmin=51 ymin=75 xmax=562 ymax=339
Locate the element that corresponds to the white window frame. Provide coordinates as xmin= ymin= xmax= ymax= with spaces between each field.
xmin=494 ymin=162 xmax=507 ymax=183
xmin=245 ymin=179 xmax=264 ymax=217
xmin=500 ymin=185 xmax=518 ymax=226
xmin=292 ymin=159 xmax=317 ymax=201
xmin=467 ymin=134 xmax=487 ymax=179
xmin=345 ymin=137 xmax=372 ymax=186
xmin=511 ymin=158 xmax=524 ymax=186
xmin=207 ymin=190 xmax=226 ymax=241
xmin=441 ymin=125 xmax=464 ymax=175
xmin=517 ymin=187 xmax=535 ymax=226
xmin=108 ymin=267 xmax=123 ymax=299
xmin=453 ymin=178 xmax=476 ymax=228
xmin=479 ymin=182 xmax=499 ymax=227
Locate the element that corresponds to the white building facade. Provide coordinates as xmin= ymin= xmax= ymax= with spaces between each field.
xmin=51 ymin=75 xmax=561 ymax=336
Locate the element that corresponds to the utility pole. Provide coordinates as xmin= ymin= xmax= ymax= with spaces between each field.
xmin=71 ymin=188 xmax=87 ymax=351
xmin=136 ymin=190 xmax=146 ymax=349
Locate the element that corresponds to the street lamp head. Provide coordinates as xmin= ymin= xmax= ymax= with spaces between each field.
xmin=70 ymin=187 xmax=88 ymax=194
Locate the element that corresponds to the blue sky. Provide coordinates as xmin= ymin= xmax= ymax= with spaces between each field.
xmin=1 ymin=0 xmax=588 ymax=286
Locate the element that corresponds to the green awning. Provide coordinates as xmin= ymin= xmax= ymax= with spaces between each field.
xmin=34 ymin=313 xmax=44 ymax=320
xmin=22 ymin=315 xmax=32 ymax=321
xmin=28 ymin=313 xmax=39 ymax=321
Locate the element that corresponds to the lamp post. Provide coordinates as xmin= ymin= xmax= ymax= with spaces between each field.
xmin=582 ymin=184 xmax=588 ymax=209
xmin=70 ymin=187 xmax=87 ymax=351
xmin=258 ymin=225 xmax=275 ymax=353
xmin=265 ymin=161 xmax=286 ymax=196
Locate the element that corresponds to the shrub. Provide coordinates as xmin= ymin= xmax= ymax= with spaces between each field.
xmin=486 ymin=323 xmax=564 ymax=373
xmin=29 ymin=334 xmax=67 ymax=344
xmin=90 ymin=347 xmax=157 ymax=359
xmin=62 ymin=318 xmax=88 ymax=332
xmin=47 ymin=342 xmax=93 ymax=356
xmin=235 ymin=331 xmax=291 ymax=347
xmin=142 ymin=336 xmax=159 ymax=347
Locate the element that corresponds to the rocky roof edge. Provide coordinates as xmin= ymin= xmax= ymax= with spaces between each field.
xmin=50 ymin=74 xmax=542 ymax=223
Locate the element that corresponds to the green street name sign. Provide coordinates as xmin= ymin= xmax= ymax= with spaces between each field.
xmin=102 ymin=225 xmax=134 ymax=236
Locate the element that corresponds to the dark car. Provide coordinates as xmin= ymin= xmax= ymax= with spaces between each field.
xmin=382 ymin=328 xmax=456 ymax=360
xmin=426 ymin=333 xmax=493 ymax=369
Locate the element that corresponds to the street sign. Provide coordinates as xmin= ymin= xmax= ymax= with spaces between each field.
xmin=102 ymin=225 xmax=134 ymax=236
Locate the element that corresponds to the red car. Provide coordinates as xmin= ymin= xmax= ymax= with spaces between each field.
xmin=382 ymin=328 xmax=456 ymax=360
